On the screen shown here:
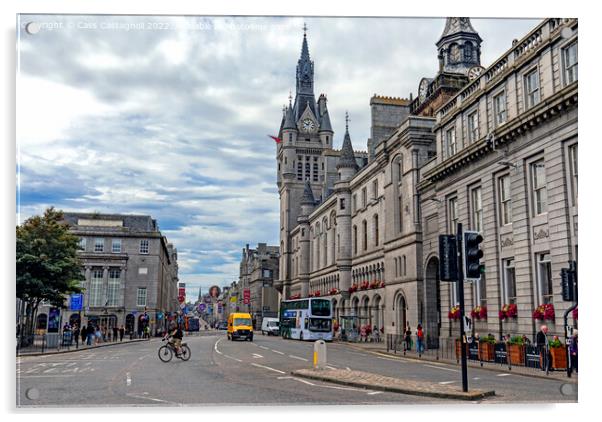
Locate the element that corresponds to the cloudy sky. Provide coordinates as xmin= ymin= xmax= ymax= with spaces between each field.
xmin=16 ymin=15 xmax=539 ymax=299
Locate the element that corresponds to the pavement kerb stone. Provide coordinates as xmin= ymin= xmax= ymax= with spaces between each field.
xmin=16 ymin=338 xmax=149 ymax=357
xmin=292 ymin=368 xmax=495 ymax=401
xmin=337 ymin=342 xmax=578 ymax=384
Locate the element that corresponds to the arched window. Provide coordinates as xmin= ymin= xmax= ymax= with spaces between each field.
xmin=373 ymin=214 xmax=379 ymax=246
xmin=464 ymin=42 xmax=473 ymax=61
xmin=353 ymin=225 xmax=358 ymax=255
xmin=402 ymin=255 xmax=407 ymax=276
xmin=394 ymin=257 xmax=398 ymax=277
xmin=362 ymin=220 xmax=368 ymax=251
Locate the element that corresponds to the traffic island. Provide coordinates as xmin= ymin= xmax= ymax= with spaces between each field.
xmin=292 ymin=368 xmax=495 ymax=401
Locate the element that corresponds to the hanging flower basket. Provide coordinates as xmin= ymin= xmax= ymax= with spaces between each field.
xmin=348 ymin=285 xmax=358 ymax=293
xmin=380 ymin=281 xmax=385 ymax=288
xmin=360 ymin=281 xmax=370 ymax=290
xmin=499 ymin=304 xmax=518 ymax=320
xmin=313 ymin=290 xmax=321 ymax=297
xmin=532 ymin=304 xmax=555 ymax=321
xmin=572 ymin=306 xmax=578 ymax=321
xmin=290 ymin=293 xmax=301 ymax=300
xmin=471 ymin=306 xmax=488 ymax=320
xmin=329 ymin=288 xmax=339 ymax=295
xmin=448 ymin=306 xmax=461 ymax=320
xmin=369 ymin=280 xmax=380 ymax=289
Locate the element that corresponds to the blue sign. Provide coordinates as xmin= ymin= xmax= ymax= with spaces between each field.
xmin=283 ymin=310 xmax=296 ymax=318
xmin=157 ymin=312 xmax=164 ymax=320
xmin=199 ymin=304 xmax=206 ymax=312
xmin=70 ymin=294 xmax=83 ymax=311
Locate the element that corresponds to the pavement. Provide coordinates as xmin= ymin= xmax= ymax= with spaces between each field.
xmin=15 ymin=331 xmax=578 ymax=407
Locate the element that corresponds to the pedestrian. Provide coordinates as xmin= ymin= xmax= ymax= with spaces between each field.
xmin=416 ymin=324 xmax=424 ymax=355
xmin=569 ymin=329 xmax=578 ymax=374
xmin=536 ymin=324 xmax=552 ymax=372
xmin=73 ymin=324 xmax=80 ymax=348
xmin=86 ymin=324 xmax=94 ymax=346
xmin=101 ymin=325 xmax=107 ymax=342
xmin=404 ymin=323 xmax=412 ymax=352
xmin=82 ymin=323 xmax=89 ymax=345
xmin=371 ymin=325 xmax=379 ymax=343
xmin=360 ymin=325 xmax=367 ymax=342
xmin=119 ymin=325 xmax=125 ymax=342
xmin=95 ymin=326 xmax=102 ymax=345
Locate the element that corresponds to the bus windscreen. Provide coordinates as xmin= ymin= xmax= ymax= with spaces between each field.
xmin=310 ymin=299 xmax=331 ymax=316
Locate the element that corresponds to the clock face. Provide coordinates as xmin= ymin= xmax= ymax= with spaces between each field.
xmin=418 ymin=79 xmax=429 ymax=101
xmin=302 ymin=118 xmax=315 ymax=132
xmin=468 ymin=66 xmax=484 ymax=81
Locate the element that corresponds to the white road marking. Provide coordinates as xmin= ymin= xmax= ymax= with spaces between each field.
xmin=126 ymin=372 xmax=131 ymax=386
xmin=214 ymin=338 xmax=223 ymax=355
xmin=497 ymin=373 xmax=511 ymax=377
xmin=367 ymin=391 xmax=383 ymax=395
xmin=126 ymin=393 xmax=178 ymax=405
xmin=224 ymin=355 xmax=243 ymax=362
xmin=271 ymin=350 xmax=285 ymax=355
xmin=376 ymin=356 xmax=404 ymax=362
xmin=439 ymin=381 xmax=456 ymax=385
xmin=289 ymin=355 xmax=308 ymax=362
xmin=251 ymin=363 xmax=286 ymax=374
xmin=19 ymin=375 xmax=76 ymax=378
xmin=259 ymin=346 xmax=269 ymax=350
xmin=326 ymin=365 xmax=337 ymax=370
xmin=252 ymin=353 xmax=264 ymax=359
xmin=473 ymin=377 xmax=480 ymax=380
xmin=346 ymin=367 xmax=352 ymax=371
xmin=423 ymin=364 xmax=459 ymax=373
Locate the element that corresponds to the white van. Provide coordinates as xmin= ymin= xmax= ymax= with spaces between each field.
xmin=261 ymin=318 xmax=280 ymax=336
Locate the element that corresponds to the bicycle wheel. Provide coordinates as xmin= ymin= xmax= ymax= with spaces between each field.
xmin=158 ymin=345 xmax=173 ymax=362
xmin=179 ymin=345 xmax=191 ymax=361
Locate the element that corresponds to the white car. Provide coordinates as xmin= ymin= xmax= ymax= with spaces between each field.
xmin=261 ymin=318 xmax=280 ymax=336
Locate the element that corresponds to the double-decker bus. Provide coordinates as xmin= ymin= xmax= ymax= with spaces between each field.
xmin=279 ymin=297 xmax=332 ymax=341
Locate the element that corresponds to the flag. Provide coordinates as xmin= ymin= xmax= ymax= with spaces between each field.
xmin=268 ymin=135 xmax=282 ymax=144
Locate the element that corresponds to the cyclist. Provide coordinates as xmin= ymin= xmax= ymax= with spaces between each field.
xmin=167 ymin=323 xmax=184 ymax=357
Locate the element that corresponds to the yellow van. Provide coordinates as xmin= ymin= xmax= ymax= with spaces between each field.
xmin=227 ymin=312 xmax=253 ymax=341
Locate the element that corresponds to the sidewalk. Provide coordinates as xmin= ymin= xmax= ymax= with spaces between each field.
xmin=16 ymin=337 xmax=149 ymax=357
xmin=293 ymin=368 xmax=495 ymax=401
xmin=336 ymin=340 xmax=578 ymax=383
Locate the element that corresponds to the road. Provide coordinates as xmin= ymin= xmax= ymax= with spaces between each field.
xmin=16 ymin=332 xmax=576 ymax=407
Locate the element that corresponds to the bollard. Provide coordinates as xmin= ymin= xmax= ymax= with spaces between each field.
xmin=313 ymin=340 xmax=327 ymax=369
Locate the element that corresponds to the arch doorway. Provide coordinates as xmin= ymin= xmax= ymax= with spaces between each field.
xmin=36 ymin=313 xmax=47 ymax=333
xmin=69 ymin=313 xmax=81 ymax=328
xmin=361 ymin=296 xmax=370 ymax=327
xmin=424 ymin=256 xmax=441 ymax=346
xmin=125 ymin=314 xmax=135 ymax=334
xmin=395 ymin=294 xmax=407 ymax=336
xmin=372 ymin=295 xmax=382 ymax=331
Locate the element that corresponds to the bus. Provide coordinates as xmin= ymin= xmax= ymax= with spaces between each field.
xmin=279 ymin=297 xmax=332 ymax=341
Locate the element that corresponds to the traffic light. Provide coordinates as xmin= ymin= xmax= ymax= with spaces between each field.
xmin=464 ymin=231 xmax=484 ymax=280
xmin=561 ymin=268 xmax=575 ymax=301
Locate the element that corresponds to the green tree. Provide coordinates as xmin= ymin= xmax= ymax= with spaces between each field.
xmin=16 ymin=207 xmax=84 ymax=339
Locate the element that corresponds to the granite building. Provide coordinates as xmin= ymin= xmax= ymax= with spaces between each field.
xmin=54 ymin=212 xmax=180 ymax=335
xmin=275 ymin=17 xmax=578 ymax=340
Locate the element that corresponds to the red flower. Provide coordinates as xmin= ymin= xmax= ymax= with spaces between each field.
xmin=448 ymin=306 xmax=460 ymax=320
xmin=572 ymin=306 xmax=578 ymax=320
xmin=380 ymin=281 xmax=385 ymax=288
xmin=360 ymin=281 xmax=370 ymax=290
xmin=348 ymin=285 xmax=358 ymax=293
xmin=532 ymin=304 xmax=555 ymax=321
xmin=499 ymin=304 xmax=518 ymax=320
xmin=329 ymin=288 xmax=339 ymax=295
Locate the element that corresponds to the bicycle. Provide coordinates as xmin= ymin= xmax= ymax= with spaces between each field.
xmin=158 ymin=336 xmax=191 ymax=362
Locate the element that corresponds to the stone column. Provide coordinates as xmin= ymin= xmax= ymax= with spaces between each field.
xmin=299 ymin=219 xmax=310 ymax=297
xmin=102 ymin=266 xmax=109 ymax=308
xmin=84 ymin=266 xmax=92 ymax=310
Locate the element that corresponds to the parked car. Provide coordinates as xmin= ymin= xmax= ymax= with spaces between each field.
xmin=217 ymin=321 xmax=228 ymax=330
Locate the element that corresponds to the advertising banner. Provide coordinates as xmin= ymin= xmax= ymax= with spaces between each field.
xmin=243 ymin=289 xmax=250 ymax=305
xmin=48 ymin=307 xmax=61 ymax=333
xmin=69 ymin=293 xmax=83 ymax=311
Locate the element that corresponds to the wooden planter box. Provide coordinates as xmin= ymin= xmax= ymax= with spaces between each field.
xmin=478 ymin=342 xmax=495 ymax=361
xmin=550 ymin=347 xmax=568 ymax=369
xmin=507 ymin=344 xmax=525 ymax=365
xmin=455 ymin=339 xmax=469 ymax=360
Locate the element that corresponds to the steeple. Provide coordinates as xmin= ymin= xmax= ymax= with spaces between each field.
xmin=337 ymin=112 xmax=358 ymax=172
xmin=283 ymin=92 xmax=296 ymax=130
xmin=436 ymin=17 xmax=482 ymax=76
xmin=317 ymin=94 xmax=333 ymax=133
xmin=293 ymin=23 xmax=317 ymax=122
xmin=301 ymin=180 xmax=316 ymax=205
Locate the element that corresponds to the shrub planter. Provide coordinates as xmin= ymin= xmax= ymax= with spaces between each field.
xmin=507 ymin=344 xmax=525 ymax=365
xmin=550 ymin=347 xmax=568 ymax=369
xmin=478 ymin=342 xmax=495 ymax=361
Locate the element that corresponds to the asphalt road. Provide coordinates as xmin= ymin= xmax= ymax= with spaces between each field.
xmin=16 ymin=332 xmax=576 ymax=407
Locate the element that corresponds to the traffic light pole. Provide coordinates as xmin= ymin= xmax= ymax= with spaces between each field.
xmin=564 ymin=260 xmax=577 ymax=378
xmin=456 ymin=223 xmax=469 ymax=392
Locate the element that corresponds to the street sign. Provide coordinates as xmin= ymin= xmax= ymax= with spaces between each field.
xmin=199 ymin=303 xmax=206 ymax=312
xmin=463 ymin=316 xmax=472 ymax=334
xmin=179 ymin=302 xmax=186 ymax=310
xmin=69 ymin=293 xmax=83 ymax=311
xmin=439 ymin=235 xmax=458 ymax=281
xmin=243 ymin=289 xmax=251 ymax=305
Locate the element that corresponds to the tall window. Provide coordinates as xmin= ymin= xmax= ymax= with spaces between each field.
xmin=353 ymin=194 xmax=357 ymax=213
xmin=479 ymin=274 xmax=487 ymax=308
xmin=448 ymin=197 xmax=458 ymax=234
xmin=494 ymin=91 xmax=507 ymax=126
xmin=467 ymin=111 xmax=479 ymax=143
xmin=372 ymin=179 xmax=378 ymax=199
xmin=362 ymin=187 xmax=367 ymax=208
xmin=362 ymin=220 xmax=367 ymax=251
xmin=471 ymin=186 xmax=483 ymax=232
xmin=136 ymin=287 xmax=147 ymax=307
xmin=569 ymin=144 xmax=578 ymax=203
xmin=563 ymin=42 xmax=578 ymax=85
xmin=78 ymin=237 xmax=86 ymax=251
xmin=313 ymin=162 xmax=319 ymax=181
xmin=353 ymin=226 xmax=358 ymax=255
xmin=297 ymin=162 xmax=303 ymax=180
xmin=402 ymin=256 xmax=407 ymax=276
xmin=139 ymin=239 xmax=150 ymax=254
xmin=305 ymin=161 xmax=310 ymax=181
xmin=398 ymin=194 xmax=403 ymax=233
xmin=503 ymin=259 xmax=516 ymax=304
xmin=94 ymin=238 xmax=104 ymax=253
xmin=90 ymin=269 xmax=104 ymax=307
xmin=524 ymin=69 xmax=540 ymax=109
xmin=445 ymin=127 xmax=457 ymax=158
xmin=107 ymin=269 xmax=121 ymax=306
xmin=499 ymin=175 xmax=512 ymax=225
xmin=531 ymin=160 xmax=547 ymax=215
xmin=340 ymin=198 xmax=345 ymax=210
xmin=538 ymin=253 xmax=553 ymax=304
xmin=111 ymin=239 xmax=122 ymax=253
xmin=373 ymin=215 xmax=379 ymax=246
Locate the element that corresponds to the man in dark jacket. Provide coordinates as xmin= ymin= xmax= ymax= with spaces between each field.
xmin=536 ymin=325 xmax=551 ymax=372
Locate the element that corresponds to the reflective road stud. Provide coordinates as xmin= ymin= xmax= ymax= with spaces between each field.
xmin=313 ymin=340 xmax=327 ymax=369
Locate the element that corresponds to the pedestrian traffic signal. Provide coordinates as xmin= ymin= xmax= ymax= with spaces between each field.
xmin=560 ymin=268 xmax=575 ymax=301
xmin=464 ymin=231 xmax=484 ymax=280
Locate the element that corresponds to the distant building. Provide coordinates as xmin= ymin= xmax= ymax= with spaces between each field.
xmin=238 ymin=243 xmax=280 ymax=328
xmin=37 ymin=212 xmax=179 ymax=336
